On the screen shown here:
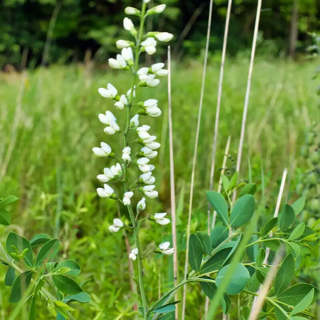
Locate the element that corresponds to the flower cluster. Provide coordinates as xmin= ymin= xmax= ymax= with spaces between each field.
xmin=93 ymin=0 xmax=174 ymax=270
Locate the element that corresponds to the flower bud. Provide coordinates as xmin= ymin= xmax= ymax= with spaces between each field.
xmin=125 ymin=6 xmax=140 ymax=16
xmin=147 ymin=4 xmax=166 ymax=15
xmin=155 ymin=32 xmax=174 ymax=42
xmin=123 ymin=17 xmax=136 ymax=33
xmin=116 ymin=40 xmax=132 ymax=49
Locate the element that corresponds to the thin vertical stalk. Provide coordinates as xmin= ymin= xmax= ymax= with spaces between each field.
xmin=263 ymin=168 xmax=288 ymax=264
xmin=208 ymin=0 xmax=233 ymax=191
xmin=167 ymin=46 xmax=179 ymax=320
xmin=248 ymin=247 xmax=285 ymax=320
xmin=233 ymin=0 xmax=262 ymax=202
xmin=181 ymin=1 xmax=214 ymax=319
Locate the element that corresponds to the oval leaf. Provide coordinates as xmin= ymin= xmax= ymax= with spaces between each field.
xmin=207 ymin=191 xmax=229 ymax=226
xmin=291 ymin=289 xmax=314 ymax=315
xmin=9 ymin=271 xmax=33 ymax=303
xmin=275 ymin=254 xmax=295 ymax=294
xmin=216 ymin=263 xmax=250 ymax=295
xmin=52 ymin=275 xmax=82 ymax=295
xmin=279 ymin=204 xmax=295 ymax=231
xmin=230 ymin=195 xmax=255 ymax=228
xmin=36 ymin=239 xmax=59 ymax=266
xmin=189 ymin=234 xmax=203 ymax=271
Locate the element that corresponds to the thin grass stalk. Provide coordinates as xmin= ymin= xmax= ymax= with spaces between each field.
xmin=181 ymin=1 xmax=214 ymax=319
xmin=208 ymin=0 xmax=233 ymax=192
xmin=248 ymin=247 xmax=285 ymax=320
xmin=233 ymin=0 xmax=262 ymax=202
xmin=263 ymin=168 xmax=288 ymax=264
xmin=167 ymin=45 xmax=179 ymax=320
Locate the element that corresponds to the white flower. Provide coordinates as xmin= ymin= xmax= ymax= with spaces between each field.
xmin=97 ymin=184 xmax=114 ymax=198
xmin=152 ymin=4 xmax=166 ymax=14
xmin=159 ymin=242 xmax=174 ymax=255
xmin=124 ymin=6 xmax=140 ymax=15
xmin=139 ymin=72 xmax=154 ymax=82
xmin=141 ymin=146 xmax=158 ymax=159
xmin=137 ymin=157 xmax=150 ymax=165
xmin=129 ymin=248 xmax=139 ymax=260
xmin=98 ymin=83 xmax=117 ymax=98
xmin=155 ymin=32 xmax=174 ymax=42
xmin=99 ymin=111 xmax=120 ymax=135
xmin=123 ymin=191 xmax=134 ymax=205
xmin=146 ymin=141 xmax=161 ymax=150
xmin=121 ymin=47 xmax=133 ymax=62
xmin=110 ymin=163 xmax=122 ymax=176
xmin=141 ymin=37 xmax=157 ymax=55
xmin=108 ymin=54 xmax=127 ymax=69
xmin=154 ymin=213 xmax=170 ymax=225
xmin=122 ymin=146 xmax=131 ymax=162
xmin=109 ymin=225 xmax=120 ymax=232
xmin=92 ymin=142 xmax=112 ymax=157
xmin=114 ymin=95 xmax=128 ymax=109
xmin=139 ymin=164 xmax=155 ymax=173
xmin=143 ymin=135 xmax=157 ymax=143
xmin=143 ymin=185 xmax=158 ymax=198
xmin=146 ymin=78 xmax=160 ymax=87
xmin=123 ymin=17 xmax=135 ymax=32
xmin=137 ymin=197 xmax=146 ymax=211
xmin=138 ymin=67 xmax=149 ymax=77
xmin=116 ymin=40 xmax=131 ymax=49
xmin=140 ymin=172 xmax=155 ymax=185
xmin=144 ymin=99 xmax=162 ymax=117
xmin=130 ymin=115 xmax=139 ymax=127
xmin=151 ymin=63 xmax=168 ymax=76
xmin=109 ymin=218 xmax=124 ymax=232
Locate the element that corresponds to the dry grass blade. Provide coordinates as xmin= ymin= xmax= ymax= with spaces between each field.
xmin=167 ymin=46 xmax=179 ymax=320
xmin=181 ymin=1 xmax=214 ymax=319
xmin=249 ymin=247 xmax=285 ymax=320
xmin=233 ymin=0 xmax=263 ymax=202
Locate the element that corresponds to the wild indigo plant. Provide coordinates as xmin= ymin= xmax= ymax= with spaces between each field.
xmin=93 ymin=1 xmax=174 ymax=317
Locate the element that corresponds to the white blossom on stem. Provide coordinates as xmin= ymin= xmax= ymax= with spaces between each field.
xmin=151 ymin=63 xmax=168 ymax=76
xmin=123 ymin=191 xmax=134 ymax=205
xmin=114 ymin=95 xmax=128 ymax=110
xmin=123 ymin=17 xmax=135 ymax=33
xmin=141 ymin=37 xmax=157 ymax=55
xmin=129 ymin=248 xmax=139 ymax=260
xmin=108 ymin=54 xmax=127 ymax=69
xmin=116 ymin=40 xmax=132 ymax=49
xmin=143 ymin=185 xmax=158 ymax=199
xmin=92 ymin=142 xmax=112 ymax=157
xmin=144 ymin=99 xmax=162 ymax=117
xmin=141 ymin=146 xmax=158 ymax=159
xmin=130 ymin=115 xmax=139 ymax=127
xmin=155 ymin=32 xmax=174 ymax=42
xmin=121 ymin=47 xmax=134 ymax=63
xmin=97 ymin=184 xmax=114 ymax=198
xmin=154 ymin=213 xmax=170 ymax=225
xmin=98 ymin=83 xmax=118 ymax=98
xmin=124 ymin=6 xmax=140 ymax=16
xmin=99 ymin=111 xmax=120 ymax=135
xmin=137 ymin=197 xmax=146 ymax=211
xmin=122 ymin=146 xmax=131 ymax=162
xmin=159 ymin=241 xmax=174 ymax=255
xmin=109 ymin=218 xmax=124 ymax=232
xmin=140 ymin=172 xmax=155 ymax=185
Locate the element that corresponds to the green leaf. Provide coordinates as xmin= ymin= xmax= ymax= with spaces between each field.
xmin=200 ymin=248 xmax=232 ymax=274
xmin=5 ymin=266 xmax=15 ymax=286
xmin=6 ymin=232 xmax=33 ymax=267
xmin=30 ymin=234 xmax=51 ymax=248
xmin=275 ymin=254 xmax=295 ymax=294
xmin=153 ymin=302 xmax=178 ymax=314
xmin=52 ymin=275 xmax=82 ymax=295
xmin=0 ymin=195 xmax=18 ymax=207
xmin=261 ymin=217 xmax=278 ymax=236
xmin=9 ymin=271 xmax=33 ymax=303
xmin=222 ymin=175 xmax=230 ymax=192
xmin=291 ymin=196 xmax=306 ymax=215
xmin=207 ymin=192 xmax=229 ymax=226
xmin=239 ymin=183 xmax=256 ymax=196
xmin=36 ymin=239 xmax=59 ymax=266
xmin=290 ymin=289 xmax=314 ymax=315
xmin=247 ymin=235 xmax=258 ymax=262
xmin=63 ymin=292 xmax=90 ymax=303
xmin=197 ymin=232 xmax=211 ymax=255
xmin=230 ymin=195 xmax=255 ymax=228
xmin=279 ymin=205 xmax=295 ymax=231
xmin=289 ymin=223 xmax=305 ymax=241
xmin=189 ymin=234 xmax=203 ymax=271
xmin=287 ymin=242 xmax=301 ymax=259
xmin=0 ymin=209 xmax=11 ymax=226
xmin=278 ymin=284 xmax=314 ymax=306
xmin=199 ymin=277 xmax=216 ymax=299
xmin=216 ymin=263 xmax=250 ymax=295
xmin=57 ymin=260 xmax=80 ymax=276
xmin=210 ymin=225 xmax=228 ymax=249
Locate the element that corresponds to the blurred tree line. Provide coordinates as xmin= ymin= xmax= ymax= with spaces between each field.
xmin=0 ymin=0 xmax=319 ymax=68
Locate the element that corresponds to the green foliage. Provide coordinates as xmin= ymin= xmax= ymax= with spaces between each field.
xmin=0 ymin=195 xmax=89 ymax=319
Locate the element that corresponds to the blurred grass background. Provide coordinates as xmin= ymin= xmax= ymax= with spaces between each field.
xmin=0 ymin=56 xmax=319 ymax=318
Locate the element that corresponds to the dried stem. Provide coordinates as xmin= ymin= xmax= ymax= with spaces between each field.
xmin=181 ymin=1 xmax=214 ymax=319
xmin=233 ymin=0 xmax=262 ymax=202
xmin=167 ymin=45 xmax=179 ymax=320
